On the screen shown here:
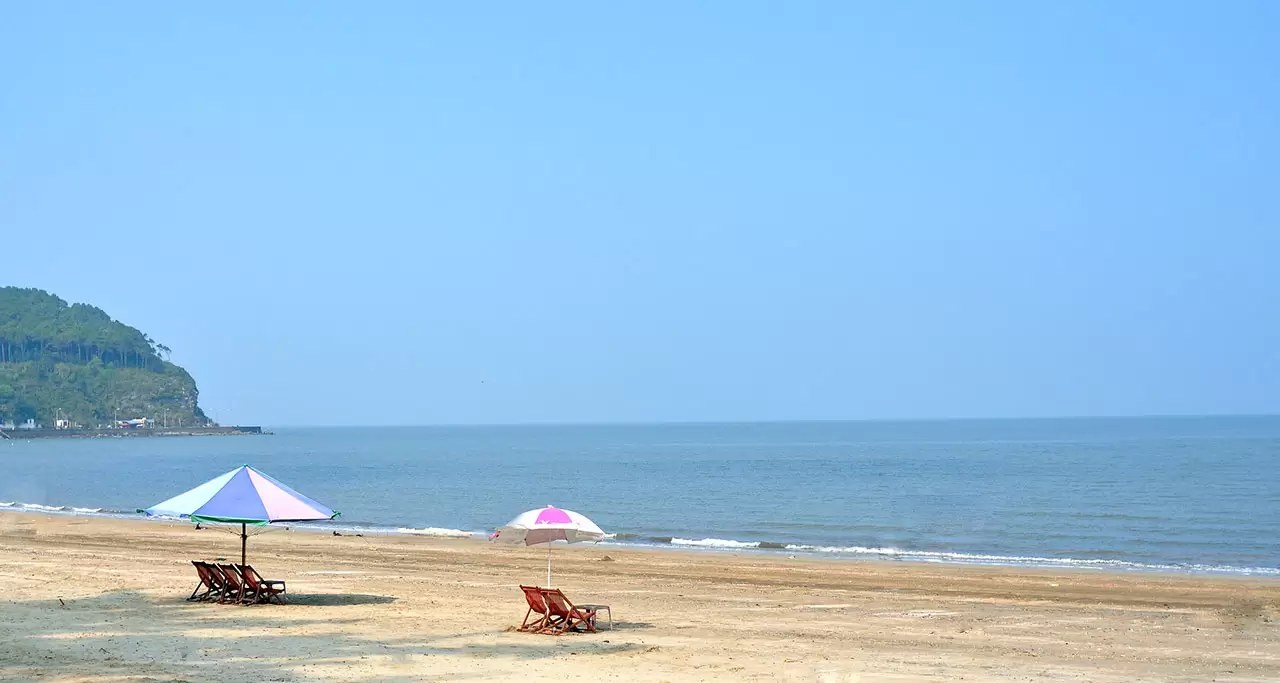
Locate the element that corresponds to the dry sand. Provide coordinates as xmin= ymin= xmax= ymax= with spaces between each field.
xmin=1 ymin=514 xmax=1278 ymax=682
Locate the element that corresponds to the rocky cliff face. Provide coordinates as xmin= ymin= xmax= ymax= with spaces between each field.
xmin=0 ymin=361 xmax=207 ymax=427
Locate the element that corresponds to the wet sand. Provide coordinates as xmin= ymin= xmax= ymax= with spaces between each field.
xmin=1 ymin=514 xmax=1278 ymax=682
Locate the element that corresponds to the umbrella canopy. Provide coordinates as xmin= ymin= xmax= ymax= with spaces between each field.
xmin=493 ymin=505 xmax=605 ymax=546
xmin=492 ymin=506 xmax=605 ymax=586
xmin=142 ymin=465 xmax=338 ymax=564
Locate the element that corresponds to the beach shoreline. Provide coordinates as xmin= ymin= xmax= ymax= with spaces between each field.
xmin=5 ymin=505 xmax=1275 ymax=578
xmin=2 ymin=514 xmax=1278 ymax=682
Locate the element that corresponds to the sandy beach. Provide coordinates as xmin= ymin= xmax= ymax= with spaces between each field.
xmin=1 ymin=514 xmax=1277 ymax=682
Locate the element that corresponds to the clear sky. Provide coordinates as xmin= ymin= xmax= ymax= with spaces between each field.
xmin=2 ymin=3 xmax=1276 ymax=426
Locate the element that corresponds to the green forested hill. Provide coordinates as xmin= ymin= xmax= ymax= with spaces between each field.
xmin=0 ymin=287 xmax=208 ymax=427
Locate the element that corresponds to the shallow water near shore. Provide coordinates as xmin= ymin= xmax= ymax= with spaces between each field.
xmin=2 ymin=417 xmax=1278 ymax=575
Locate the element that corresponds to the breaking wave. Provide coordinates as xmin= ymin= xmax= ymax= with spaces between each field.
xmin=671 ymin=537 xmax=762 ymax=549
xmin=3 ymin=503 xmax=67 ymax=512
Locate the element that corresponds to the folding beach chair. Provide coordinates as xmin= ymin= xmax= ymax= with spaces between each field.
xmin=518 ymin=585 xmax=551 ymax=632
xmin=539 ymin=588 xmax=604 ymax=635
xmin=200 ymin=561 xmax=232 ymax=603
xmin=189 ymin=561 xmax=218 ymax=602
xmin=236 ymin=564 xmax=287 ymax=605
xmin=217 ymin=563 xmax=248 ymax=604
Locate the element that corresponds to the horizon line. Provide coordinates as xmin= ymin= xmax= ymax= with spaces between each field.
xmin=245 ymin=412 xmax=1280 ymax=430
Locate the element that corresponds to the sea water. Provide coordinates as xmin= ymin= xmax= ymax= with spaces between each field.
xmin=2 ymin=417 xmax=1277 ymax=575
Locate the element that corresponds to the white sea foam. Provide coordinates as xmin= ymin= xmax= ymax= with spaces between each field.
xmin=600 ymin=536 xmax=1280 ymax=575
xmin=0 ymin=501 xmax=129 ymax=518
xmin=671 ymin=537 xmax=761 ymax=549
xmin=780 ymin=544 xmax=1280 ymax=576
xmin=395 ymin=527 xmax=475 ymax=538
xmin=17 ymin=504 xmax=67 ymax=512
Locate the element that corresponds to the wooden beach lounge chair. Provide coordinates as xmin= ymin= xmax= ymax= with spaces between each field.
xmin=217 ymin=563 xmax=249 ymax=604
xmin=539 ymin=588 xmax=606 ymax=635
xmin=518 ymin=585 xmax=551 ymax=632
xmin=189 ymin=561 xmax=219 ymax=602
xmin=197 ymin=561 xmax=230 ymax=603
xmin=236 ymin=564 xmax=287 ymax=605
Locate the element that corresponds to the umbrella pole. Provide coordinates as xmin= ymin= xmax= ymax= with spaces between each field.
xmin=547 ymin=546 xmax=552 ymax=588
xmin=241 ymin=523 xmax=247 ymax=566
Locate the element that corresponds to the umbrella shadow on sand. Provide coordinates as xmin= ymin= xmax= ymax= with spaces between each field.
xmin=287 ymin=593 xmax=398 ymax=606
xmin=147 ymin=591 xmax=398 ymax=608
xmin=0 ymin=590 xmax=629 ymax=682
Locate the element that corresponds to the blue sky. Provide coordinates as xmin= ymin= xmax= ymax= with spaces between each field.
xmin=2 ymin=3 xmax=1276 ymax=425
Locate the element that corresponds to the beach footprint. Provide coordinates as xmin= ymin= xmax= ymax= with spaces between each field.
xmin=815 ymin=670 xmax=865 ymax=683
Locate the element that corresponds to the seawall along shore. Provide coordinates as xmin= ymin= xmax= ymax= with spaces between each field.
xmin=0 ymin=426 xmax=266 ymax=439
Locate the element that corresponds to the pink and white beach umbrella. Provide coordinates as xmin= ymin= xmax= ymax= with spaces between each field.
xmin=491 ymin=506 xmax=605 ymax=586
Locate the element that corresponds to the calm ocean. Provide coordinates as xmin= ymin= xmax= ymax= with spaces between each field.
xmin=2 ymin=417 xmax=1278 ymax=575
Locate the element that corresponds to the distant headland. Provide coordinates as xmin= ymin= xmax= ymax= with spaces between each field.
xmin=0 ymin=286 xmax=262 ymax=439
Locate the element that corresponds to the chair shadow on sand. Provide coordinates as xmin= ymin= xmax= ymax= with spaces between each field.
xmin=602 ymin=621 xmax=653 ymax=631
xmin=504 ymin=621 xmax=654 ymax=633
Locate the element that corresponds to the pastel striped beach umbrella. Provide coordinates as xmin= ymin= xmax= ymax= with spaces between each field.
xmin=492 ymin=506 xmax=605 ymax=586
xmin=142 ymin=465 xmax=339 ymax=565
